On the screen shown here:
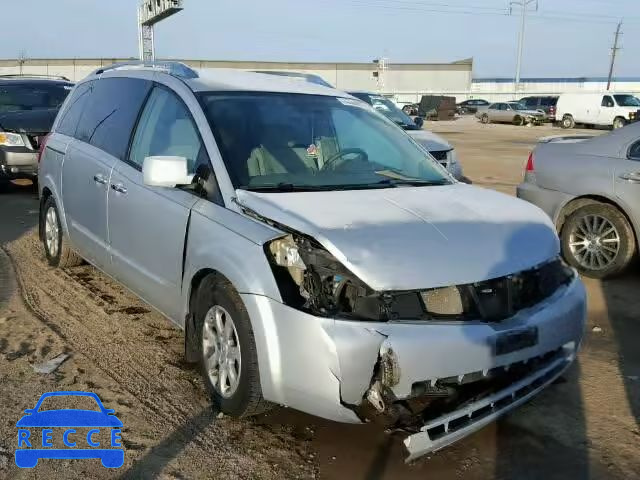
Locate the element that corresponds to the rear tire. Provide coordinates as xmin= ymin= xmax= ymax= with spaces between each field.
xmin=561 ymin=114 xmax=575 ymax=129
xmin=194 ymin=273 xmax=270 ymax=417
xmin=41 ymin=196 xmax=83 ymax=268
xmin=561 ymin=203 xmax=636 ymax=279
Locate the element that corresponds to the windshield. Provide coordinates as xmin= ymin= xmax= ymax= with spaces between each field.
xmin=0 ymin=82 xmax=73 ymax=112
xmin=614 ymin=95 xmax=640 ymax=107
xmin=200 ymin=93 xmax=450 ymax=191
xmin=367 ymin=95 xmax=417 ymax=128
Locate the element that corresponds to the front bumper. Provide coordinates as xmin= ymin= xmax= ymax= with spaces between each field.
xmin=241 ymin=275 xmax=586 ymax=459
xmin=0 ymin=147 xmax=37 ymax=179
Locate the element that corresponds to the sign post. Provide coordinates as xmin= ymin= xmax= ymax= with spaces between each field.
xmin=138 ymin=0 xmax=184 ymax=61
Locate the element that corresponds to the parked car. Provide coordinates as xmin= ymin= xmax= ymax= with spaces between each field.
xmin=0 ymin=75 xmax=73 ymax=186
xmin=456 ymin=99 xmax=489 ymax=115
xmin=348 ymin=91 xmax=465 ymax=180
xmin=520 ymin=96 xmax=559 ymax=122
xmin=476 ymin=102 xmax=546 ymax=125
xmin=401 ymin=103 xmax=419 ymax=116
xmin=251 ymin=70 xmax=333 ymax=88
xmin=39 ymin=62 xmax=586 ymax=461
xmin=517 ymin=123 xmax=640 ymax=278
xmin=556 ymin=93 xmax=640 ymax=130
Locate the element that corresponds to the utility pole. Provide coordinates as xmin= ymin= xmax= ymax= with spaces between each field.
xmin=607 ymin=21 xmax=622 ymax=91
xmin=510 ymin=0 xmax=537 ymax=93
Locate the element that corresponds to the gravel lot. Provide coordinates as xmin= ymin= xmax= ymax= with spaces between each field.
xmin=0 ymin=117 xmax=638 ymax=479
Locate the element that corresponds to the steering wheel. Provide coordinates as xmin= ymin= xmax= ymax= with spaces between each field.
xmin=321 ymin=148 xmax=368 ymax=170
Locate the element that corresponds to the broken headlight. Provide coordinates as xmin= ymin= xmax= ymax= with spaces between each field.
xmin=266 ymin=234 xmax=399 ymax=320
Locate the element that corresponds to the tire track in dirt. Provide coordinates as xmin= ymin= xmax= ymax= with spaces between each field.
xmin=3 ymin=230 xmax=313 ymax=479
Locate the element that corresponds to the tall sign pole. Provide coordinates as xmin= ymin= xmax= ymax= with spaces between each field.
xmin=607 ymin=21 xmax=623 ymax=91
xmin=138 ymin=0 xmax=184 ymax=61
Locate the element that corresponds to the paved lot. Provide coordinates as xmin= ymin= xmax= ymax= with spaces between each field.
xmin=0 ymin=118 xmax=638 ymax=479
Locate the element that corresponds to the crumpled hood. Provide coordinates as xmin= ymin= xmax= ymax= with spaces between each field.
xmin=406 ymin=129 xmax=452 ymax=152
xmin=236 ymin=184 xmax=559 ymax=291
xmin=0 ymin=108 xmax=58 ymax=134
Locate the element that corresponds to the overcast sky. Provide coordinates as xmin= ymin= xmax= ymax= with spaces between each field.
xmin=5 ymin=0 xmax=639 ymax=78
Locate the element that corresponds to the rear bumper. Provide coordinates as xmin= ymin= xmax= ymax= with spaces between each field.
xmin=0 ymin=147 xmax=37 ymax=178
xmin=516 ymin=182 xmax=574 ymax=226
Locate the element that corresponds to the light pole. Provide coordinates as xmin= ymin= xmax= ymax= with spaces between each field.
xmin=510 ymin=0 xmax=537 ymax=92
xmin=138 ymin=0 xmax=185 ymax=61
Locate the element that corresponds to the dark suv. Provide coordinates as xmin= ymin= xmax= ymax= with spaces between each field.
xmin=0 ymin=75 xmax=73 ymax=184
xmin=519 ymin=96 xmax=559 ymax=122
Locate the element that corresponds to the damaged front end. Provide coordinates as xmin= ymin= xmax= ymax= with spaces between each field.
xmin=260 ymin=228 xmax=583 ymax=462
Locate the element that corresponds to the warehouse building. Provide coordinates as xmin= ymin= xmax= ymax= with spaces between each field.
xmin=0 ymin=57 xmax=474 ymax=93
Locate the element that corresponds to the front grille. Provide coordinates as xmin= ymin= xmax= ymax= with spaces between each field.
xmin=421 ymin=259 xmax=574 ymax=322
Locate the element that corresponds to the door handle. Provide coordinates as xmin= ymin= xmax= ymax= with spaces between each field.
xmin=619 ymin=173 xmax=640 ymax=184
xmin=93 ymin=173 xmax=108 ymax=185
xmin=110 ymin=183 xmax=127 ymax=194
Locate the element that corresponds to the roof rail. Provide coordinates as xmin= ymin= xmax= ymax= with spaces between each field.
xmin=93 ymin=61 xmax=198 ymax=79
xmin=0 ymin=74 xmax=71 ymax=81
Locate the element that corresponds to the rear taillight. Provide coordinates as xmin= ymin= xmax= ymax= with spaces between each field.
xmin=37 ymin=133 xmax=50 ymax=163
xmin=549 ymin=106 xmax=556 ymax=114
xmin=525 ymin=152 xmax=535 ymax=172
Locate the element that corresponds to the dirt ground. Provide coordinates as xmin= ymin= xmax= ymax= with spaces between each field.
xmin=0 ymin=117 xmax=638 ymax=479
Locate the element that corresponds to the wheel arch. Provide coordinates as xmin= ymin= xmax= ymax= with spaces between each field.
xmin=556 ymin=195 xmax=638 ymax=248
xmin=38 ymin=187 xmax=54 ymax=241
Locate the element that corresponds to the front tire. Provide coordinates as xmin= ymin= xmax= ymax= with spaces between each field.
xmin=41 ymin=196 xmax=83 ymax=268
xmin=481 ymin=114 xmax=489 ymax=124
xmin=194 ymin=274 xmax=269 ymax=417
xmin=513 ymin=115 xmax=524 ymax=126
xmin=561 ymin=203 xmax=636 ymax=279
xmin=613 ymin=117 xmax=626 ymax=130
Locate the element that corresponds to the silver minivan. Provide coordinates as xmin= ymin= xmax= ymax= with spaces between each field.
xmin=38 ymin=62 xmax=586 ymax=461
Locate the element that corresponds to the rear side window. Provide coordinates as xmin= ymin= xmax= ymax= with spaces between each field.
xmin=541 ymin=97 xmax=558 ymax=106
xmin=76 ymin=77 xmax=151 ymax=160
xmin=56 ymin=82 xmax=92 ymax=137
xmin=523 ymin=98 xmax=537 ymax=108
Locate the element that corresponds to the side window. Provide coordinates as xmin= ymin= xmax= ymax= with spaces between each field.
xmin=75 ymin=78 xmax=151 ymax=160
xmin=129 ymin=87 xmax=204 ymax=174
xmin=524 ymin=98 xmax=537 ymax=108
xmin=56 ymin=82 xmax=92 ymax=137
xmin=629 ymin=141 xmax=640 ymax=160
xmin=602 ymin=96 xmax=614 ymax=108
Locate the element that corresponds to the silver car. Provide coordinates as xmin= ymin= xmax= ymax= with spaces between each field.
xmin=518 ymin=125 xmax=640 ymax=278
xmin=477 ymin=102 xmax=545 ymax=126
xmin=38 ymin=62 xmax=586 ymax=461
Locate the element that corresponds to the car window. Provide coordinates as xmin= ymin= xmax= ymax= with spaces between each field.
xmin=524 ymin=98 xmax=536 ymax=107
xmin=629 ymin=140 xmax=640 ymax=160
xmin=0 ymin=82 xmax=73 ymax=113
xmin=541 ymin=97 xmax=558 ymax=106
xmin=129 ymin=86 xmax=204 ymax=174
xmin=75 ymin=77 xmax=151 ymax=159
xmin=56 ymin=82 xmax=92 ymax=137
xmin=489 ymin=103 xmax=498 ymax=110
xmin=37 ymin=395 xmax=102 ymax=412
xmin=601 ymin=96 xmax=614 ymax=108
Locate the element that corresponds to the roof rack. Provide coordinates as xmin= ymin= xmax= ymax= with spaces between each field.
xmin=93 ymin=61 xmax=198 ymax=79
xmin=0 ymin=74 xmax=71 ymax=81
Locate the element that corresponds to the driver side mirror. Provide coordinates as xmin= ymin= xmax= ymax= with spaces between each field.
xmin=414 ymin=116 xmax=424 ymax=128
xmin=142 ymin=156 xmax=192 ymax=188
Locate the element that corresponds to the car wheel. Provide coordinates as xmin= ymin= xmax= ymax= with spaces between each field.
xmin=561 ymin=203 xmax=636 ymax=279
xmin=41 ymin=196 xmax=83 ymax=268
xmin=561 ymin=115 xmax=575 ymax=129
xmin=481 ymin=114 xmax=489 ymax=124
xmin=194 ymin=273 xmax=269 ymax=417
xmin=513 ymin=115 xmax=524 ymax=126
xmin=613 ymin=117 xmax=626 ymax=130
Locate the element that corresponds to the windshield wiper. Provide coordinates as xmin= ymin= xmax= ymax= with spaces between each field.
xmin=239 ymin=183 xmax=330 ymax=192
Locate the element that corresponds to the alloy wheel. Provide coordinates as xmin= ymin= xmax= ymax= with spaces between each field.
xmin=202 ymin=305 xmax=241 ymax=398
xmin=44 ymin=206 xmax=59 ymax=258
xmin=568 ymin=214 xmax=620 ymax=271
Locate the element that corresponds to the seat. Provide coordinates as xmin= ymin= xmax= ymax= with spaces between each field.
xmin=247 ymin=125 xmax=316 ymax=178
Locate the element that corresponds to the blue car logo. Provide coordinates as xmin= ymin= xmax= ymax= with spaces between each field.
xmin=15 ymin=391 xmax=124 ymax=468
